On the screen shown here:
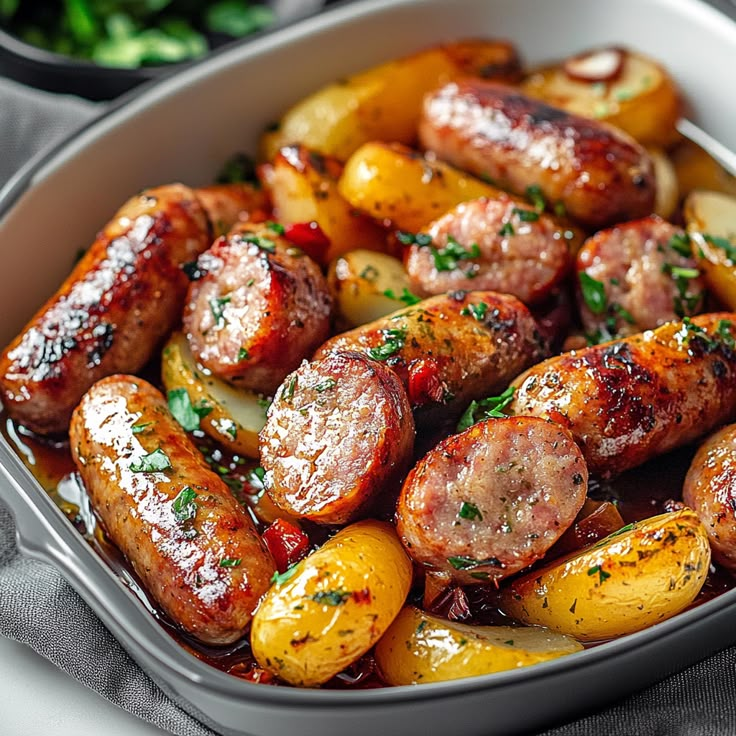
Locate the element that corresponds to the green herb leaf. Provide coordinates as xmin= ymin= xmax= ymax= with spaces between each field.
xmin=131 ymin=421 xmax=152 ymax=434
xmin=216 ymin=152 xmax=258 ymax=185
xmin=498 ymin=222 xmax=515 ymax=237
xmin=219 ymin=558 xmax=242 ymax=568
xmin=669 ymin=232 xmax=692 ymax=257
xmin=271 ymin=564 xmax=299 ymax=585
xmin=587 ymin=564 xmax=611 ymax=584
xmin=265 ymin=221 xmax=285 ymax=235
xmin=525 ymin=184 xmax=546 ymax=213
xmin=460 ymin=302 xmax=489 ymax=321
xmin=429 ymin=236 xmax=480 ymax=272
xmin=704 ymin=233 xmax=736 ymax=262
xmin=458 ymin=501 xmax=483 ymax=521
xmin=456 ymin=386 xmax=515 ymax=432
xmin=247 ymin=466 xmax=266 ymax=491
xmin=168 ymin=388 xmax=210 ymax=432
xmin=172 ymin=486 xmax=198 ymax=523
xmin=238 ymin=347 xmax=250 ymax=361
xmin=359 ymin=265 xmax=379 ymax=281
xmin=579 ymin=272 xmax=607 ymax=315
xmin=368 ymin=327 xmax=407 ymax=361
xmin=396 ymin=231 xmax=432 ymax=247
xmin=512 ymin=207 xmax=540 ymax=223
xmin=209 ymin=295 xmax=231 ymax=326
xmin=447 ymin=555 xmax=501 ymax=570
xmin=310 ymin=590 xmax=352 ymax=606
xmin=383 ymin=287 xmax=422 ymax=306
xmin=205 ymin=1 xmax=275 ymax=37
xmin=314 ymin=378 xmax=337 ymax=393
xmin=243 ymin=234 xmax=276 ymax=253
xmin=130 ymin=448 xmax=171 ymax=473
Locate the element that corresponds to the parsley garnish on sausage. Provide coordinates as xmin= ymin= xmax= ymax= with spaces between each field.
xmin=168 ymin=388 xmax=212 ymax=432
xmin=172 ymin=486 xmax=198 ymax=523
xmin=579 ymin=272 xmax=607 ymax=315
xmin=456 ymin=386 xmax=515 ymax=432
xmin=368 ymin=327 xmax=407 ymax=361
xmin=428 ymin=236 xmax=481 ymax=272
xmin=383 ymin=287 xmax=421 ymax=306
xmin=458 ymin=501 xmax=483 ymax=521
xmin=130 ymin=448 xmax=172 ymax=473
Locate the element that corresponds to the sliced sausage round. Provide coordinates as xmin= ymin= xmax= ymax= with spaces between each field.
xmin=260 ymin=351 xmax=415 ymax=525
xmin=683 ymin=423 xmax=736 ymax=571
xmin=405 ymin=196 xmax=577 ymax=304
xmin=396 ymin=416 xmax=588 ymax=585
xmin=70 ymin=375 xmax=275 ymax=645
xmin=577 ymin=216 xmax=705 ymax=340
xmin=183 ymin=222 xmax=332 ymax=395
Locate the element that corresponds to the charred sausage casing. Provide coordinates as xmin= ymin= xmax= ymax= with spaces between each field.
xmin=419 ymin=80 xmax=656 ymax=229
xmin=0 ymin=183 xmax=266 ymax=435
xmin=70 ymin=375 xmax=275 ymax=645
xmin=511 ymin=313 xmax=736 ymax=477
xmin=313 ymin=290 xmax=547 ymax=425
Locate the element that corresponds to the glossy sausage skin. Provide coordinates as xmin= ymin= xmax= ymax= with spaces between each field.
xmin=313 ymin=290 xmax=547 ymax=425
xmin=260 ymin=351 xmax=415 ymax=525
xmin=511 ymin=313 xmax=736 ymax=477
xmin=419 ymin=81 xmax=655 ymax=229
xmin=0 ymin=183 xmax=266 ymax=435
xmin=405 ymin=196 xmax=577 ymax=304
xmin=183 ymin=221 xmax=332 ymax=395
xmin=70 ymin=375 xmax=275 ymax=645
xmin=396 ymin=416 xmax=587 ymax=585
xmin=683 ymin=424 xmax=736 ymax=571
xmin=577 ymin=216 xmax=704 ymax=339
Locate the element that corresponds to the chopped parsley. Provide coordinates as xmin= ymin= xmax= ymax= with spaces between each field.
xmin=512 ymin=207 xmax=540 ymax=223
xmin=460 ymin=302 xmax=489 ymax=322
xmin=271 ymin=565 xmax=299 ymax=585
xmin=238 ymin=347 xmax=250 ymax=361
xmin=247 ymin=466 xmax=266 ymax=492
xmin=447 ymin=555 xmax=501 ymax=570
xmin=396 ymin=231 xmax=433 ymax=247
xmin=168 ymin=388 xmax=211 ymax=432
xmin=131 ymin=421 xmax=152 ymax=434
xmin=704 ymin=233 xmax=736 ymax=262
xmin=458 ymin=501 xmax=483 ymax=521
xmin=359 ymin=265 xmax=380 ymax=281
xmin=216 ymin=153 xmax=258 ymax=186
xmin=243 ymin=234 xmax=276 ymax=253
xmin=383 ymin=287 xmax=422 ymax=306
xmin=314 ymin=377 xmax=337 ymax=393
xmin=587 ymin=564 xmax=611 ymax=585
xmin=498 ymin=222 xmax=515 ymax=237
xmin=130 ymin=448 xmax=171 ymax=473
xmin=281 ymin=375 xmax=298 ymax=402
xmin=669 ymin=232 xmax=692 ymax=257
xmin=456 ymin=386 xmax=515 ymax=432
xmin=525 ymin=184 xmax=546 ymax=213
xmin=265 ymin=221 xmax=285 ymax=236
xmin=219 ymin=558 xmax=242 ymax=568
xmin=209 ymin=295 xmax=231 ymax=326
xmin=662 ymin=263 xmax=702 ymax=318
xmin=172 ymin=486 xmax=198 ymax=523
xmin=368 ymin=327 xmax=407 ymax=361
xmin=310 ymin=589 xmax=352 ymax=606
xmin=579 ymin=272 xmax=607 ymax=315
xmin=428 ymin=236 xmax=480 ymax=272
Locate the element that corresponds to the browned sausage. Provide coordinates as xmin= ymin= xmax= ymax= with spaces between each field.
xmin=418 ymin=80 xmax=655 ymax=229
xmin=683 ymin=424 xmax=736 ymax=571
xmin=313 ymin=290 xmax=547 ymax=425
xmin=0 ymin=183 xmax=266 ymax=435
xmin=70 ymin=375 xmax=275 ymax=645
xmin=183 ymin=221 xmax=332 ymax=395
xmin=510 ymin=313 xmax=736 ymax=477
xmin=577 ymin=216 xmax=705 ymax=341
xmin=396 ymin=416 xmax=587 ymax=584
xmin=259 ymin=351 xmax=415 ymax=525
xmin=405 ymin=196 xmax=578 ymax=304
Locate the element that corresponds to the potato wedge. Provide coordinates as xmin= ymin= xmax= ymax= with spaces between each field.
xmin=328 ymin=249 xmax=414 ymax=328
xmin=500 ymin=509 xmax=710 ymax=642
xmin=260 ymin=146 xmax=387 ymax=262
xmin=338 ymin=142 xmax=506 ymax=232
xmin=160 ymin=332 xmax=268 ymax=459
xmin=375 ymin=607 xmax=582 ymax=685
xmin=251 ymin=519 xmax=411 ymax=687
xmin=521 ymin=48 xmax=680 ymax=147
xmin=649 ymin=147 xmax=678 ymax=220
xmin=684 ymin=190 xmax=736 ymax=310
xmin=261 ymin=40 xmax=521 ymax=161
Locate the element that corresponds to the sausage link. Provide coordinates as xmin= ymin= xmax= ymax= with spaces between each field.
xmin=70 ymin=375 xmax=275 ymax=645
xmin=313 ymin=290 xmax=547 ymax=425
xmin=396 ymin=416 xmax=587 ymax=584
xmin=683 ymin=424 xmax=736 ymax=571
xmin=260 ymin=351 xmax=415 ymax=525
xmin=0 ymin=183 xmax=265 ymax=435
xmin=183 ymin=221 xmax=332 ymax=395
xmin=419 ymin=80 xmax=655 ymax=229
xmin=511 ymin=313 xmax=736 ymax=477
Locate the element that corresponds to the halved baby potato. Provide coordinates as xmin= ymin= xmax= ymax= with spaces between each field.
xmin=328 ymin=249 xmax=413 ymax=328
xmin=260 ymin=40 xmax=521 ymax=162
xmin=251 ymin=520 xmax=412 ymax=687
xmin=684 ymin=190 xmax=736 ymax=310
xmin=375 ymin=607 xmax=582 ymax=685
xmin=521 ymin=48 xmax=680 ymax=147
xmin=500 ymin=509 xmax=710 ymax=641
xmin=160 ymin=332 xmax=269 ymax=459
xmin=338 ymin=142 xmax=506 ymax=232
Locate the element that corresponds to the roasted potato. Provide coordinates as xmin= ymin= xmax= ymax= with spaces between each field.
xmin=521 ymin=47 xmax=680 ymax=147
xmin=375 ymin=607 xmax=582 ymax=685
xmin=500 ymin=509 xmax=710 ymax=641
xmin=672 ymin=140 xmax=736 ymax=199
xmin=260 ymin=40 xmax=521 ymax=162
xmin=327 ymin=249 xmax=414 ymax=328
xmin=684 ymin=190 xmax=736 ymax=310
xmin=160 ymin=332 xmax=268 ymax=458
xmin=338 ymin=142 xmax=506 ymax=232
xmin=260 ymin=145 xmax=387 ymax=262
xmin=250 ymin=520 xmax=412 ymax=687
xmin=649 ymin=147 xmax=679 ymax=220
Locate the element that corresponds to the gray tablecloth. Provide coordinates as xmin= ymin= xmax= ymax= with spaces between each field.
xmin=1 ymin=74 xmax=736 ymax=736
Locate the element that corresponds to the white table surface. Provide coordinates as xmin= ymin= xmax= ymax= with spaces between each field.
xmin=0 ymin=636 xmax=169 ymax=736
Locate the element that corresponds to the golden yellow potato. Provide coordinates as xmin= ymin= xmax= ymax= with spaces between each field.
xmin=338 ymin=142 xmax=506 ymax=232
xmin=327 ymin=249 xmax=414 ymax=328
xmin=672 ymin=140 xmax=736 ymax=199
xmin=160 ymin=332 xmax=268 ymax=458
xmin=500 ymin=509 xmax=710 ymax=642
xmin=261 ymin=40 xmax=520 ymax=162
xmin=684 ymin=190 xmax=736 ymax=310
xmin=260 ymin=145 xmax=387 ymax=262
xmin=375 ymin=607 xmax=582 ymax=685
xmin=251 ymin=520 xmax=412 ymax=687
xmin=648 ymin=147 xmax=679 ymax=220
xmin=522 ymin=48 xmax=680 ymax=147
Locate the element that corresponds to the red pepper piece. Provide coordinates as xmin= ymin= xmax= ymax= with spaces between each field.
xmin=283 ymin=221 xmax=331 ymax=264
xmin=262 ymin=518 xmax=310 ymax=573
xmin=407 ymin=358 xmax=445 ymax=406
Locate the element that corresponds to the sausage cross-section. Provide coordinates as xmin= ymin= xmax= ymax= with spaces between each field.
xmin=70 ymin=375 xmax=275 ymax=645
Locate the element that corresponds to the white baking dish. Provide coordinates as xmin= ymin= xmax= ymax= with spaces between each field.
xmin=1 ymin=1 xmax=736 ymax=734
